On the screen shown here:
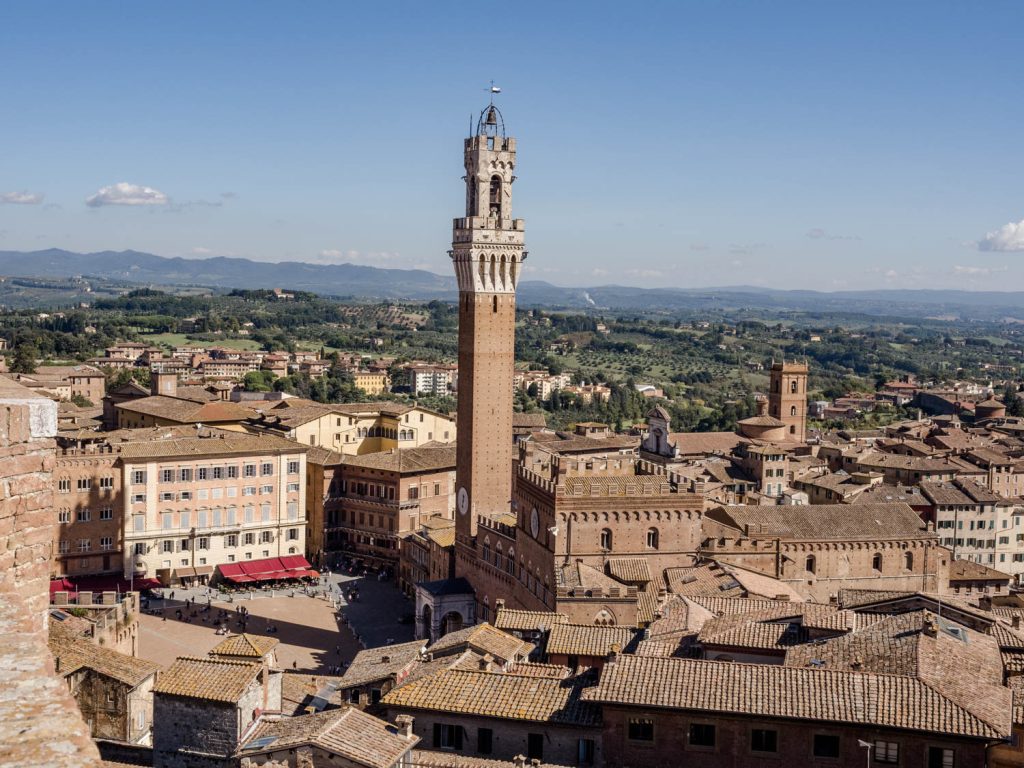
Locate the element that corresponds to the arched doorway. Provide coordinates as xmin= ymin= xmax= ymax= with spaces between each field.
xmin=441 ymin=611 xmax=463 ymax=635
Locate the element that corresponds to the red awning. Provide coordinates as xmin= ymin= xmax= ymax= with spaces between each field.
xmin=49 ymin=578 xmax=77 ymax=596
xmin=218 ymin=562 xmax=245 ymax=578
xmin=279 ymin=554 xmax=311 ymax=571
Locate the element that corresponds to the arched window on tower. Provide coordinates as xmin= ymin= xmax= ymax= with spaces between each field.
xmin=790 ymin=405 xmax=797 ymax=417
xmin=805 ymin=555 xmax=816 ymax=574
xmin=872 ymin=553 xmax=883 ymax=572
xmin=905 ymin=551 xmax=914 ymax=570
xmin=791 ymin=380 xmax=799 ymax=394
xmin=489 ymin=175 xmax=502 ymax=218
xmin=600 ymin=528 xmax=612 ymax=550
xmin=646 ymin=527 xmax=659 ymax=550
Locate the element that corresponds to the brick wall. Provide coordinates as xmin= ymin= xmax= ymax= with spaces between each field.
xmin=0 ymin=375 xmax=101 ymax=766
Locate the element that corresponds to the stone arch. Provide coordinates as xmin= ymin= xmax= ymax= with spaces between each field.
xmin=441 ymin=611 xmax=463 ymax=635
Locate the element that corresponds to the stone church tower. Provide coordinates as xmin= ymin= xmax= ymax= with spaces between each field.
xmin=451 ymin=103 xmax=525 ymax=547
xmin=768 ymin=360 xmax=808 ymax=443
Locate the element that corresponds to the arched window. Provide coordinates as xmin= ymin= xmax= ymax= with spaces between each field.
xmin=482 ymin=538 xmax=491 ymax=565
xmin=646 ymin=527 xmax=659 ymax=550
xmin=805 ymin=555 xmax=816 ymax=574
xmin=493 ymin=295 xmax=498 ymax=313
xmin=507 ymin=548 xmax=515 ymax=574
xmin=790 ymin=425 xmax=796 ymax=434
xmin=495 ymin=542 xmax=502 ymax=567
xmin=600 ymin=528 xmax=612 ymax=550
xmin=489 ymin=175 xmax=502 ymax=218
xmin=905 ymin=551 xmax=913 ymax=570
xmin=790 ymin=405 xmax=797 ymax=417
xmin=791 ymin=380 xmax=798 ymax=393
xmin=872 ymin=553 xmax=882 ymax=572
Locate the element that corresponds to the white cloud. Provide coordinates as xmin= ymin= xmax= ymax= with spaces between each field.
xmin=1 ymin=191 xmax=43 ymax=205
xmin=806 ymin=227 xmax=860 ymax=241
xmin=317 ymin=249 xmax=402 ymax=266
xmin=86 ymin=182 xmax=169 ymax=207
xmin=953 ymin=265 xmax=1007 ymax=276
xmin=978 ymin=219 xmax=1024 ymax=252
xmin=624 ymin=268 xmax=664 ymax=279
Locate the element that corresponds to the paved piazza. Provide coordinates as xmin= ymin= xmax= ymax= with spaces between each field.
xmin=137 ymin=572 xmax=416 ymax=673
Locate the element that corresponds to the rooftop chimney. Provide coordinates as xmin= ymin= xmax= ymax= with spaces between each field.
xmin=1013 ymin=616 xmax=1021 ymax=630
xmin=607 ymin=642 xmax=621 ymax=663
xmin=513 ymin=757 xmax=527 ymax=768
xmin=478 ymin=654 xmax=495 ymax=673
xmin=394 ymin=715 xmax=414 ymax=739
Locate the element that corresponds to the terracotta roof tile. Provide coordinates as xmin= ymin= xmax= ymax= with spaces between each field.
xmin=583 ymin=655 xmax=1010 ymax=739
xmin=382 ymin=669 xmax=600 ymax=726
xmin=241 ymin=707 xmax=417 ymax=768
xmin=606 ymin=557 xmax=651 ymax=584
xmin=154 ymin=656 xmax=261 ymax=703
xmin=493 ymin=606 xmax=568 ymax=633
xmin=428 ymin=623 xmax=532 ymax=664
xmin=342 ymin=444 xmax=456 ymax=474
xmin=209 ymin=633 xmax=279 ymax=658
xmin=706 ymin=502 xmax=930 ymax=539
xmin=545 ymin=624 xmax=639 ymax=657
xmin=339 ymin=640 xmax=426 ymax=690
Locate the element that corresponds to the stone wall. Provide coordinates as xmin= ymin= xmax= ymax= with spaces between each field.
xmin=0 ymin=375 xmax=101 ymax=766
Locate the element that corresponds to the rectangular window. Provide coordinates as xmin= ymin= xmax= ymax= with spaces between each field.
xmin=243 ymin=486 xmax=256 ymax=496
xmin=287 ymin=482 xmax=300 ymax=493
xmin=180 ymin=538 xmax=190 ymax=551
xmin=260 ymin=530 xmax=273 ymax=543
xmin=198 ymin=537 xmax=210 ymax=550
xmin=161 ymin=469 xmax=173 ymax=483
xmin=226 ymin=533 xmax=238 ymax=547
xmin=244 ymin=532 xmax=255 ymax=545
xmin=628 ymin=719 xmax=654 ymax=742
xmin=162 ymin=540 xmax=174 ymax=553
xmin=260 ymin=484 xmax=273 ymax=495
xmin=814 ymin=734 xmax=840 ymax=758
xmin=77 ymin=509 xmax=91 ymax=522
xmin=132 ymin=493 xmax=146 ymax=503
xmin=261 ymin=504 xmax=271 ymax=522
xmin=132 ymin=470 xmax=146 ymax=485
xmin=133 ymin=514 xmax=145 ymax=532
xmin=59 ymin=540 xmax=70 ymax=554
xmin=433 ymin=724 xmax=462 ymax=751
xmin=244 ymin=464 xmax=256 ymax=477
xmin=179 ymin=468 xmax=192 ymax=482
xmin=927 ymin=747 xmax=954 ymax=768
xmin=751 ymin=729 xmax=777 ymax=753
xmin=100 ymin=508 xmax=113 ymax=521
xmin=875 ymin=741 xmax=899 ymax=764
xmin=58 ymin=478 xmax=71 ymax=493
xmin=261 ymin=462 xmax=274 ymax=476
xmin=160 ymin=491 xmax=175 ymax=502
xmin=100 ymin=476 xmax=114 ymax=490
xmin=287 ymin=501 xmax=298 ymax=520
xmin=197 ymin=467 xmax=208 ymax=481
xmin=77 ymin=478 xmax=92 ymax=491
xmin=100 ymin=536 xmax=113 ymax=551
xmin=197 ymin=488 xmax=209 ymax=501
xmin=212 ymin=466 xmax=223 ymax=480
xmin=180 ymin=511 xmax=190 ymax=529
xmin=133 ymin=542 xmax=145 ymax=555
xmin=689 ymin=723 xmax=716 ymax=748
xmin=288 ymin=528 xmax=299 ymax=541
xmin=287 ymin=460 xmax=300 ymax=474
xmin=477 ymin=727 xmax=493 ymax=755
xmin=77 ymin=538 xmax=91 ymax=552
xmin=226 ymin=465 xmax=239 ymax=479
xmin=58 ymin=509 xmax=71 ymax=524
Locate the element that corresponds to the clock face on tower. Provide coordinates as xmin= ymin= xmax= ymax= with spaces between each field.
xmin=530 ymin=506 xmax=540 ymax=538
xmin=457 ymin=487 xmax=469 ymax=516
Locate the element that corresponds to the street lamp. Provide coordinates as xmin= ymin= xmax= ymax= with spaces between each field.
xmin=858 ymin=739 xmax=873 ymax=767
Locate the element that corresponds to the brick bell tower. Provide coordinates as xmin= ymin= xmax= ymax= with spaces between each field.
xmin=451 ymin=100 xmax=525 ymax=554
xmin=768 ymin=360 xmax=808 ymax=443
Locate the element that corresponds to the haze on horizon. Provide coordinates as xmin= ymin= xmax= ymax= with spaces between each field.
xmin=1 ymin=1 xmax=1022 ymax=292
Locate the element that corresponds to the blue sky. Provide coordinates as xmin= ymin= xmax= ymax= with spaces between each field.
xmin=1 ymin=1 xmax=1023 ymax=291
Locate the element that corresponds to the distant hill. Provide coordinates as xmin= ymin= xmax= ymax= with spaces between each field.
xmin=2 ymin=248 xmax=1024 ymax=320
xmin=0 ymin=248 xmax=455 ymax=300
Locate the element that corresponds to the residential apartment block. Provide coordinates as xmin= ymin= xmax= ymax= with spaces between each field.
xmin=117 ymin=428 xmax=307 ymax=586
